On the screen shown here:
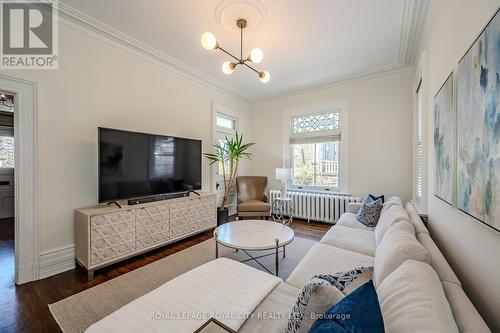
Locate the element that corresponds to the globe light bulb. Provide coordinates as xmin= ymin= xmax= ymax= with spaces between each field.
xmin=201 ymin=32 xmax=217 ymax=50
xmin=259 ymin=71 xmax=270 ymax=83
xmin=222 ymin=61 xmax=235 ymax=75
xmin=249 ymin=48 xmax=264 ymax=63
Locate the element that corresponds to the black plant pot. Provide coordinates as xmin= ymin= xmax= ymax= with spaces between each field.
xmin=217 ymin=208 xmax=229 ymax=226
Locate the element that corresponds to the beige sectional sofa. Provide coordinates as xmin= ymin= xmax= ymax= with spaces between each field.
xmin=87 ymin=196 xmax=491 ymax=333
xmin=239 ymin=196 xmax=491 ymax=332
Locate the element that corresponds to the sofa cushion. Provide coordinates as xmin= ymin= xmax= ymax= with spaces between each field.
xmin=239 ymin=282 xmax=300 ymax=333
xmin=405 ymin=202 xmax=430 ymax=235
xmin=417 ymin=233 xmax=461 ymax=286
xmin=320 ymin=225 xmax=376 ymax=257
xmin=356 ymin=196 xmax=383 ymax=227
xmin=286 ymin=243 xmax=374 ymax=289
xmin=375 ymin=205 xmax=411 ymax=245
xmin=374 ymin=220 xmax=429 ymax=287
xmin=346 ymin=202 xmax=362 ymax=214
xmin=380 ymin=196 xmax=403 ymax=215
xmin=238 ymin=200 xmax=270 ymax=212
xmin=309 ymin=280 xmax=384 ymax=333
xmin=441 ymin=281 xmax=491 ymax=333
xmin=335 ymin=213 xmax=375 ymax=231
xmin=377 ymin=260 xmax=458 ymax=333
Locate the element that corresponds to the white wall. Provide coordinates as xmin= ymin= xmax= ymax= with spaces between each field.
xmin=419 ymin=1 xmax=500 ymax=331
xmin=249 ymin=69 xmax=414 ymax=200
xmin=1 ymin=25 xmax=251 ymax=255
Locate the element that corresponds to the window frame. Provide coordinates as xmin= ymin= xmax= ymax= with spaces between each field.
xmin=283 ymin=101 xmax=349 ymax=194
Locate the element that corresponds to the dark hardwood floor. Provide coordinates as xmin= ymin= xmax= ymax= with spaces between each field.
xmin=0 ymin=217 xmax=329 ymax=333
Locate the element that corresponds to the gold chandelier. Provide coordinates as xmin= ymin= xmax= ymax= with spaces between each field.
xmin=201 ymin=19 xmax=270 ymax=83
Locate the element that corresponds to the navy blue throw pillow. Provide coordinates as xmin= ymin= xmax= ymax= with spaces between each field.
xmin=369 ymin=194 xmax=385 ymax=203
xmin=308 ymin=280 xmax=384 ymax=333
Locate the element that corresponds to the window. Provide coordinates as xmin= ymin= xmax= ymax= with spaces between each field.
xmin=292 ymin=141 xmax=339 ymax=188
xmin=414 ymin=79 xmax=424 ymax=208
xmin=216 ymin=114 xmax=236 ymax=130
xmin=213 ymin=104 xmax=240 ymax=213
xmin=215 ymin=113 xmax=237 ymax=176
xmin=292 ymin=112 xmax=339 ymax=134
xmin=288 ymin=110 xmax=345 ymax=192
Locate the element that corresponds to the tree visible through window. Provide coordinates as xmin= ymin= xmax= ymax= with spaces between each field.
xmin=292 ymin=141 xmax=339 ymax=189
xmin=289 ymin=111 xmax=342 ymax=191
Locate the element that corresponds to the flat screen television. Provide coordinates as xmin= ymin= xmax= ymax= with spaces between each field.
xmin=98 ymin=127 xmax=202 ymax=203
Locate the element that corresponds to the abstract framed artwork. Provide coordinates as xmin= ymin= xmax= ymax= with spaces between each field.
xmin=433 ymin=73 xmax=454 ymax=205
xmin=457 ymin=8 xmax=500 ymax=231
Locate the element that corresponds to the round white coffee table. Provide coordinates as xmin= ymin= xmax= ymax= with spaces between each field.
xmin=214 ymin=220 xmax=294 ymax=276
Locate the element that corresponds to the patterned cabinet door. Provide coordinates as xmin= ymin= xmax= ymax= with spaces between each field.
xmin=90 ymin=210 xmax=136 ymax=266
xmin=135 ymin=204 xmax=170 ymax=250
xmin=170 ymin=195 xmax=217 ymax=239
xmin=199 ymin=195 xmax=217 ymax=229
xmin=170 ymin=199 xmax=195 ymax=239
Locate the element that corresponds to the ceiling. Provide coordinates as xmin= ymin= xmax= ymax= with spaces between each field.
xmin=60 ymin=0 xmax=429 ymax=101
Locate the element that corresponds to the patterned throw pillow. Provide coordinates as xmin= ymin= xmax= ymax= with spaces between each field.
xmin=285 ymin=267 xmax=371 ymax=333
xmin=356 ymin=196 xmax=383 ymax=227
xmin=369 ymin=194 xmax=385 ymax=203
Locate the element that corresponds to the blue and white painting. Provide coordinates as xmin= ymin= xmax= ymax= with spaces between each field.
xmin=434 ymin=74 xmax=454 ymax=205
xmin=457 ymin=9 xmax=500 ymax=230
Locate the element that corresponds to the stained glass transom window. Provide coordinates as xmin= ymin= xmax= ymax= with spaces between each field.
xmin=292 ymin=112 xmax=339 ymax=134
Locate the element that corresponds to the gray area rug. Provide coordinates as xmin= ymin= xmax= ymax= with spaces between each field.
xmin=49 ymin=236 xmax=315 ymax=333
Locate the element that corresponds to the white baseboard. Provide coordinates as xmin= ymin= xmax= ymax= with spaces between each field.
xmin=39 ymin=245 xmax=75 ymax=279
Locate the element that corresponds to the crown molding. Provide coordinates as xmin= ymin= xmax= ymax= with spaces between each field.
xmin=398 ymin=0 xmax=430 ymax=66
xmin=56 ymin=2 xmax=426 ymax=103
xmin=56 ymin=2 xmax=251 ymax=103
xmin=253 ymin=65 xmax=415 ymax=104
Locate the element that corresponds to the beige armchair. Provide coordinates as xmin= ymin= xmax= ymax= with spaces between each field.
xmin=236 ymin=176 xmax=271 ymax=219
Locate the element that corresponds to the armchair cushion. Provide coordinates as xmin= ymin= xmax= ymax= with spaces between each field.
xmin=238 ymin=200 xmax=271 ymax=212
xmin=236 ymin=176 xmax=268 ymax=203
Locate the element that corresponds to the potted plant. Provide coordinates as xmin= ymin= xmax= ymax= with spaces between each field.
xmin=204 ymin=132 xmax=254 ymax=225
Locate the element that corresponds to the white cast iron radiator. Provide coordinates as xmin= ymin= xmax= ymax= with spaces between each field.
xmin=269 ymin=190 xmax=360 ymax=224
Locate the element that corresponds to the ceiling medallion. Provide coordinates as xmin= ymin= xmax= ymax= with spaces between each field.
xmin=201 ymin=19 xmax=270 ymax=83
xmin=215 ymin=0 xmax=267 ymax=32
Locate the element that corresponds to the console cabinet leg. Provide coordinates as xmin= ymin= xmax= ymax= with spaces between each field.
xmin=87 ymin=269 xmax=94 ymax=281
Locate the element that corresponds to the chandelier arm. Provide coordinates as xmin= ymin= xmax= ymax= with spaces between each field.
xmin=242 ymin=62 xmax=260 ymax=75
xmin=218 ymin=46 xmax=240 ymax=63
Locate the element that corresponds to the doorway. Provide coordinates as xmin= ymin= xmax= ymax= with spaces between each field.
xmin=212 ymin=105 xmax=240 ymax=216
xmin=0 ymin=92 xmax=15 ymax=290
xmin=0 ymin=74 xmax=39 ymax=285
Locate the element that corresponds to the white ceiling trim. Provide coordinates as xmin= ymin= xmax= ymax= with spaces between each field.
xmin=254 ymin=65 xmax=415 ymax=104
xmin=57 ymin=2 xmax=428 ymax=103
xmin=398 ymin=0 xmax=430 ymax=66
xmin=57 ymin=2 xmax=252 ymax=103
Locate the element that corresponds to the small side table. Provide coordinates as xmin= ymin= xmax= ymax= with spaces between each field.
xmin=272 ymin=197 xmax=294 ymax=225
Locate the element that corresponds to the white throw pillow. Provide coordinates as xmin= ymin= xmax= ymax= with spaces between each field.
xmin=374 ymin=220 xmax=428 ymax=287
xmin=377 ymin=260 xmax=459 ymax=333
xmin=375 ymin=205 xmax=411 ymax=245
